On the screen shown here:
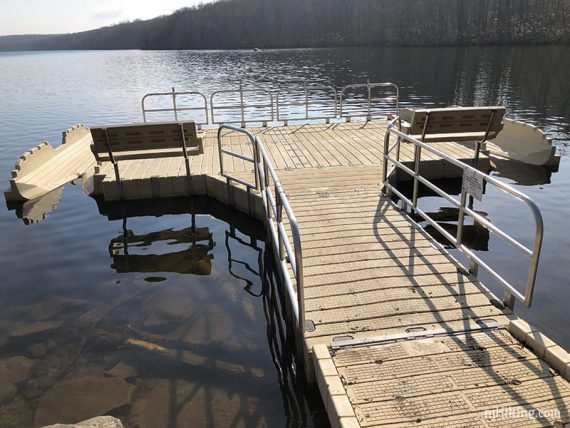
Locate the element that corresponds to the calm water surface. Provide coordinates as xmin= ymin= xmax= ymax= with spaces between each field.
xmin=0 ymin=46 xmax=569 ymax=427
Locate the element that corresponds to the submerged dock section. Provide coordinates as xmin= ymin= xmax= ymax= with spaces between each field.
xmin=9 ymin=82 xmax=570 ymax=426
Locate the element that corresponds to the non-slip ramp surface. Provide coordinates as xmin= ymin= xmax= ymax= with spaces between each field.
xmin=314 ymin=329 xmax=570 ymax=428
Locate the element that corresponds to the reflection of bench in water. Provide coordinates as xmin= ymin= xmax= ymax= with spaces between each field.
xmin=109 ymin=226 xmax=214 ymax=275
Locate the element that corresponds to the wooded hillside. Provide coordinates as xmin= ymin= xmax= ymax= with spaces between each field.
xmin=1 ymin=0 xmax=569 ymax=51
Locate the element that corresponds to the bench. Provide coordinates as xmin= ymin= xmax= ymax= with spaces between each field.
xmin=400 ymin=106 xmax=505 ymax=142
xmin=90 ymin=121 xmax=203 ymax=199
xmin=398 ymin=106 xmax=505 ymax=166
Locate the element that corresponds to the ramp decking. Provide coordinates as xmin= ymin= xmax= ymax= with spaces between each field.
xmin=90 ymin=120 xmax=570 ymax=428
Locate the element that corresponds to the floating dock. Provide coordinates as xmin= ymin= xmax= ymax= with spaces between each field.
xmin=6 ymin=81 xmax=569 ymax=427
xmin=90 ymin=121 xmax=489 ymax=202
xmin=88 ymin=120 xmax=570 ymax=427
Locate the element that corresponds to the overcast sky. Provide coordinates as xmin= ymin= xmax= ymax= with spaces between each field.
xmin=0 ymin=0 xmax=215 ymax=36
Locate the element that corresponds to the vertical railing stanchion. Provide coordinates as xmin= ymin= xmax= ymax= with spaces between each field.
xmin=276 ymin=187 xmax=284 ymax=260
xmin=456 ymin=189 xmax=467 ymax=246
xmin=304 ymin=81 xmax=309 ymax=120
xmin=503 ymin=291 xmax=516 ymax=311
xmin=171 ymin=87 xmax=178 ymax=121
xmin=367 ymin=80 xmax=372 ymax=121
xmin=141 ymin=90 xmax=208 ymax=126
xmin=382 ymin=128 xmax=391 ymax=189
xmin=239 ymin=82 xmax=246 ymax=128
xmin=411 ymin=144 xmax=422 ymax=210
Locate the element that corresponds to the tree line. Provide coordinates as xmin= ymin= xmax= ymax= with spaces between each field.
xmin=1 ymin=0 xmax=569 ymax=51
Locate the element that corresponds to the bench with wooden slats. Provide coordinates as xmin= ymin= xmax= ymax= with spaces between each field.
xmin=400 ymin=106 xmax=505 ymax=142
xmin=90 ymin=121 xmax=203 ymax=163
xmin=90 ymin=121 xmax=204 ymax=199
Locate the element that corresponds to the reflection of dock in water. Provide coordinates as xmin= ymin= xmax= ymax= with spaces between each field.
xmin=414 ymin=207 xmax=490 ymax=251
xmin=109 ymin=222 xmax=215 ymax=276
xmin=99 ymin=197 xmax=320 ymax=425
xmin=4 ymin=186 xmax=63 ymax=224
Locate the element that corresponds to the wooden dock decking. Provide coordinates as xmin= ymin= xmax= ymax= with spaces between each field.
xmin=90 ymin=120 xmax=570 ymax=428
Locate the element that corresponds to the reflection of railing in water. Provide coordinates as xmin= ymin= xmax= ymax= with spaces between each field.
xmin=260 ymin=249 xmax=318 ymax=427
xmin=217 ymin=125 xmax=305 ymax=362
xmin=226 ymin=221 xmax=318 ymax=425
xmin=225 ymin=226 xmax=263 ymax=296
xmin=141 ymin=81 xmax=399 ymax=126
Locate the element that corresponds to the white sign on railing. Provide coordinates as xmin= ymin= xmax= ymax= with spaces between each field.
xmin=463 ymin=169 xmax=484 ymax=201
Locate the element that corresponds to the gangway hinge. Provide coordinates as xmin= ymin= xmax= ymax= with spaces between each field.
xmin=330 ymin=321 xmax=504 ymax=350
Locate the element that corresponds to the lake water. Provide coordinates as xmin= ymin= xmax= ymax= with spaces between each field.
xmin=0 ymin=46 xmax=569 ymax=427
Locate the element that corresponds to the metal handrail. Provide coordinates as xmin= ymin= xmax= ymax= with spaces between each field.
xmin=217 ymin=126 xmax=258 ymax=190
xmin=381 ymin=118 xmax=544 ymax=309
xmin=340 ymin=81 xmax=400 ymax=121
xmin=211 ymin=86 xmax=274 ymax=127
xmin=141 ymin=87 xmax=209 ymax=127
xmin=276 ymin=83 xmax=338 ymax=124
xmin=218 ymin=125 xmax=304 ymax=356
xmin=141 ymin=81 xmax=400 ymax=127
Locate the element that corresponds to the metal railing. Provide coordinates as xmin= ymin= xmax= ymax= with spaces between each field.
xmin=340 ymin=81 xmax=400 ymax=121
xmin=381 ymin=118 xmax=544 ymax=309
xmin=217 ymin=125 xmax=305 ymax=358
xmin=141 ymin=87 xmax=209 ymax=127
xmin=217 ymin=126 xmax=259 ymax=190
xmin=211 ymin=85 xmax=274 ymax=127
xmin=276 ymin=83 xmax=338 ymax=124
xmin=141 ymin=81 xmax=399 ymax=127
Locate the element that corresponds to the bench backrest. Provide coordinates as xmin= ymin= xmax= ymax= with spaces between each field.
xmin=400 ymin=107 xmax=505 ymax=142
xmin=91 ymin=121 xmax=202 ymax=162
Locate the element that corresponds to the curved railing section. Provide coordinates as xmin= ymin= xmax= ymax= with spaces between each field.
xmin=275 ymin=83 xmax=338 ymax=124
xmin=211 ymin=86 xmax=274 ymax=127
xmin=217 ymin=125 xmax=305 ymax=357
xmin=142 ymin=81 xmax=400 ymax=127
xmin=141 ymin=87 xmax=209 ymax=126
xmin=381 ymin=118 xmax=544 ymax=309
xmin=340 ymin=81 xmax=400 ymax=121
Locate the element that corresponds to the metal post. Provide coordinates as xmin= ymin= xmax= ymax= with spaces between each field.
xmin=217 ymin=127 xmax=225 ymax=175
xmin=382 ymin=130 xmax=390 ymax=185
xmin=304 ymin=81 xmax=309 ymax=120
xmin=367 ymin=80 xmax=372 ymax=122
xmin=103 ymin=128 xmax=124 ymax=200
xmin=172 ymin=87 xmax=178 ymax=121
xmin=412 ymin=145 xmax=422 ymax=209
xmin=468 ymin=257 xmax=479 ymax=277
xmin=180 ymin=123 xmax=192 ymax=191
xmin=276 ymin=187 xmax=284 ymax=260
xmin=412 ymin=112 xmax=430 ymax=210
xmin=142 ymin=101 xmax=147 ymax=123
xmin=253 ymin=138 xmax=260 ymax=191
xmin=240 ymin=82 xmax=246 ymax=128
xmin=456 ymin=189 xmax=468 ymax=246
xmin=503 ymin=291 xmax=516 ymax=311
xmin=474 ymin=109 xmax=496 ymax=170
xmin=276 ymin=92 xmax=281 ymax=123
